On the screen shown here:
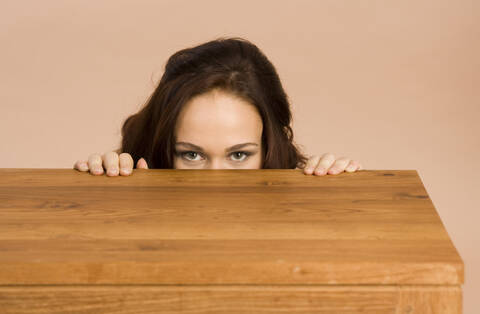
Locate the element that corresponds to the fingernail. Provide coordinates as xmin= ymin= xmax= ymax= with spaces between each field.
xmin=120 ymin=168 xmax=131 ymax=175
xmin=315 ymin=167 xmax=325 ymax=175
xmin=328 ymin=168 xmax=338 ymax=174
xmin=107 ymin=168 xmax=119 ymax=176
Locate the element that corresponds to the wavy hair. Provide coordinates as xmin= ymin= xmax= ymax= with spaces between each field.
xmin=116 ymin=36 xmax=309 ymax=169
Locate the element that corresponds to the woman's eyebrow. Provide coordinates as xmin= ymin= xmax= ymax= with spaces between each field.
xmin=175 ymin=142 xmax=259 ymax=152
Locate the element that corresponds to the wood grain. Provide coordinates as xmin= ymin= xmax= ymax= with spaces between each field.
xmin=0 ymin=169 xmax=464 ymax=313
xmin=0 ymin=285 xmax=461 ymax=314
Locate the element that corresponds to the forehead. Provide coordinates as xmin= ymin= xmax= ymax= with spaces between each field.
xmin=174 ymin=89 xmax=263 ymax=144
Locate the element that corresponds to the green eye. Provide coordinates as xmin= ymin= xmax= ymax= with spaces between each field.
xmin=230 ymin=151 xmax=251 ymax=162
xmin=181 ymin=151 xmax=203 ymax=161
xmin=176 ymin=151 xmax=252 ymax=162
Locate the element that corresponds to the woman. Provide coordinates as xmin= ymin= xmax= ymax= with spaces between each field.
xmin=73 ymin=37 xmax=363 ymax=176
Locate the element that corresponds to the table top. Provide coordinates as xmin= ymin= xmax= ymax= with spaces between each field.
xmin=0 ymin=169 xmax=464 ymax=285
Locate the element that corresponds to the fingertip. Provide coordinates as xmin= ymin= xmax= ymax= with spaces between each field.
xmin=345 ymin=165 xmax=356 ymax=172
xmin=329 ymin=166 xmax=345 ymax=175
xmin=106 ymin=168 xmax=119 ymax=176
xmin=136 ymin=158 xmax=149 ymax=169
xmin=91 ymin=168 xmax=104 ymax=175
xmin=120 ymin=168 xmax=132 ymax=176
xmin=75 ymin=162 xmax=88 ymax=172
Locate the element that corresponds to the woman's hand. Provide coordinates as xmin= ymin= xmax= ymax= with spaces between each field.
xmin=73 ymin=152 xmax=149 ymax=176
xmin=302 ymin=153 xmax=363 ymax=176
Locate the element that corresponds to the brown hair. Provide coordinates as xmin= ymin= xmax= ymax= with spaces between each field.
xmin=116 ymin=36 xmax=309 ymax=169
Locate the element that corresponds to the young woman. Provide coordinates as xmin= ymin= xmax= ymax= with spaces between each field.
xmin=73 ymin=37 xmax=363 ymax=176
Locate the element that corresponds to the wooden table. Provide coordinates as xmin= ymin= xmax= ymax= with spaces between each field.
xmin=0 ymin=169 xmax=464 ymax=313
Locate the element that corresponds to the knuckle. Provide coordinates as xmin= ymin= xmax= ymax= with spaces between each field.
xmin=306 ymin=155 xmax=320 ymax=165
xmin=321 ymin=153 xmax=336 ymax=161
xmin=119 ymin=153 xmax=133 ymax=162
xmin=88 ymin=153 xmax=100 ymax=161
xmin=335 ymin=157 xmax=350 ymax=166
xmin=103 ymin=151 xmax=119 ymax=160
xmin=88 ymin=154 xmax=102 ymax=166
xmin=103 ymin=152 xmax=119 ymax=165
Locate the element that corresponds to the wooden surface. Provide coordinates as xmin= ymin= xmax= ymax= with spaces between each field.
xmin=0 ymin=286 xmax=462 ymax=314
xmin=0 ymin=169 xmax=464 ymax=313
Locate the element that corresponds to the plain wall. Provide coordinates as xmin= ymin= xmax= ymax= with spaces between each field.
xmin=1 ymin=0 xmax=478 ymax=311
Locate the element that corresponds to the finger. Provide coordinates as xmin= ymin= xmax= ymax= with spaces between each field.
xmin=102 ymin=151 xmax=120 ymax=176
xmin=73 ymin=160 xmax=89 ymax=172
xmin=303 ymin=155 xmax=321 ymax=175
xmin=345 ymin=160 xmax=360 ymax=172
xmin=136 ymin=157 xmax=149 ymax=169
xmin=88 ymin=154 xmax=104 ymax=175
xmin=313 ymin=153 xmax=336 ymax=176
xmin=119 ymin=153 xmax=134 ymax=176
xmin=327 ymin=157 xmax=351 ymax=175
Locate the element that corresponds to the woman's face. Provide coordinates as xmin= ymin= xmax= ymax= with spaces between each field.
xmin=173 ymin=88 xmax=263 ymax=169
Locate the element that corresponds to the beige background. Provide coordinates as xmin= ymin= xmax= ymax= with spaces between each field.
xmin=1 ymin=0 xmax=478 ymax=311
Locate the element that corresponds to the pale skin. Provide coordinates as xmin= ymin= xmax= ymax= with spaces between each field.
xmin=74 ymin=88 xmax=363 ymax=176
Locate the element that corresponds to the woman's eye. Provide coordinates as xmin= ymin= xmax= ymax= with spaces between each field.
xmin=230 ymin=151 xmax=251 ymax=162
xmin=177 ymin=151 xmax=251 ymax=162
xmin=181 ymin=151 xmax=203 ymax=161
